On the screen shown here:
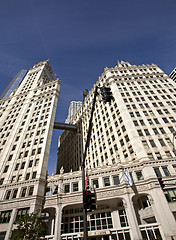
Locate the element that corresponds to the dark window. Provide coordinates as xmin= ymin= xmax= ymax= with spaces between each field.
xmin=12 ymin=189 xmax=18 ymax=199
xmin=154 ymin=168 xmax=162 ymax=177
xmin=0 ymin=210 xmax=12 ymax=223
xmin=162 ymin=167 xmax=170 ymax=176
xmin=3 ymin=165 xmax=9 ymax=173
xmin=104 ymin=177 xmax=110 ymax=186
xmin=64 ymin=185 xmax=70 ymax=193
xmin=113 ymin=176 xmax=120 ymax=185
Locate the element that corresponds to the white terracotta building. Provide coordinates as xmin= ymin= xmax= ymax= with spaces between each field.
xmin=0 ymin=60 xmax=61 ymax=240
xmin=0 ymin=60 xmax=176 ymax=240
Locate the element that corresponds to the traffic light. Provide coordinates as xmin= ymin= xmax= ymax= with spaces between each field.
xmin=158 ymin=177 xmax=165 ymax=189
xmin=100 ymin=86 xmax=114 ymax=102
xmin=89 ymin=192 xmax=96 ymax=211
xmin=83 ymin=190 xmax=96 ymax=211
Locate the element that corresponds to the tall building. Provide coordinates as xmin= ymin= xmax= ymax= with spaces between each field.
xmin=1 ymin=60 xmax=176 ymax=240
xmin=54 ymin=61 xmax=176 ymax=240
xmin=0 ymin=69 xmax=27 ymax=99
xmin=65 ymin=101 xmax=82 ymax=123
xmin=0 ymin=60 xmax=61 ymax=240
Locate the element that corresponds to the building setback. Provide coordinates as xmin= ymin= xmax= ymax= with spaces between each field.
xmin=0 ymin=60 xmax=176 ymax=240
xmin=0 ymin=60 xmax=61 ymax=240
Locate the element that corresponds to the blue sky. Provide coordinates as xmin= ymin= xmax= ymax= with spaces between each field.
xmin=0 ymin=0 xmax=176 ymax=175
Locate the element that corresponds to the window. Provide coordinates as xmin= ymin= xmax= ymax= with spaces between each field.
xmin=144 ymin=129 xmax=150 ymax=136
xmin=17 ymin=175 xmax=22 ymax=182
xmin=163 ymin=118 xmax=169 ymax=123
xmin=149 ymin=140 xmax=156 ymax=148
xmin=119 ymin=209 xmax=128 ymax=227
xmin=5 ymin=190 xmax=11 ymax=200
xmin=15 ymin=163 xmax=19 ymax=171
xmin=73 ymin=183 xmax=79 ymax=192
xmin=159 ymin=139 xmax=166 ymax=146
xmin=0 ymin=210 xmax=12 ymax=224
xmin=20 ymin=162 xmax=25 ymax=169
xmin=155 ymin=152 xmax=162 ymax=160
xmin=138 ymin=195 xmax=151 ymax=209
xmin=31 ymin=149 xmax=36 ymax=155
xmin=37 ymin=148 xmax=41 ymax=154
xmin=153 ymin=128 xmax=159 ymax=135
xmin=12 ymin=189 xmax=18 ymax=199
xmin=154 ymin=168 xmax=162 ymax=177
xmin=136 ymin=171 xmax=144 ymax=180
xmin=21 ymin=188 xmax=27 ymax=197
xmin=164 ymin=189 xmax=176 ymax=202
xmin=12 ymin=145 xmax=16 ymax=151
xmin=32 ymin=172 xmax=37 ymax=179
xmin=3 ymin=165 xmax=9 ymax=173
xmin=162 ymin=167 xmax=170 ymax=176
xmin=16 ymin=208 xmax=29 ymax=221
xmin=28 ymin=160 xmax=33 ymax=168
xmin=92 ymin=179 xmax=99 ymax=188
xmin=113 ymin=176 xmax=120 ymax=185
xmin=104 ymin=177 xmax=110 ymax=186
xmin=25 ymin=173 xmax=30 ymax=180
xmin=159 ymin=128 xmax=166 ymax=134
xmin=34 ymin=159 xmax=39 ymax=166
xmin=28 ymin=186 xmax=34 ymax=196
xmin=133 ymin=121 xmax=138 ymax=126
xmin=0 ymin=178 xmax=4 ymax=185
xmin=8 ymin=155 xmax=13 ymax=161
xmin=64 ymin=184 xmax=70 ymax=193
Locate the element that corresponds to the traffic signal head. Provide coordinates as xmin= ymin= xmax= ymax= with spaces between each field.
xmin=158 ymin=177 xmax=165 ymax=189
xmin=83 ymin=190 xmax=96 ymax=212
xmin=100 ymin=86 xmax=114 ymax=102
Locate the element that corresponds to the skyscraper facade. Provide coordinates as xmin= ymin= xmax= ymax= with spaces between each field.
xmin=65 ymin=101 xmax=82 ymax=123
xmin=1 ymin=60 xmax=176 ymax=240
xmin=54 ymin=61 xmax=176 ymax=240
xmin=0 ymin=60 xmax=61 ymax=240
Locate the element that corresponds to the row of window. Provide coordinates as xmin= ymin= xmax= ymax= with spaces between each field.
xmin=0 ymin=207 xmax=29 ymax=224
xmin=0 ymin=171 xmax=38 ymax=185
xmin=4 ymin=186 xmax=34 ymax=200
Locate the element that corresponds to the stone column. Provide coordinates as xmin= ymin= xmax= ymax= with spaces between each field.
xmin=150 ymin=188 xmax=176 ymax=240
xmin=54 ymin=204 xmax=63 ymax=240
xmin=5 ymin=209 xmax=16 ymax=240
xmin=111 ymin=209 xmax=121 ymax=229
xmin=124 ymin=194 xmax=143 ymax=240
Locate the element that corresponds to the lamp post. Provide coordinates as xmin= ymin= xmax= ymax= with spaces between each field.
xmin=81 ymin=87 xmax=98 ymax=240
xmin=81 ymin=89 xmax=88 ymax=240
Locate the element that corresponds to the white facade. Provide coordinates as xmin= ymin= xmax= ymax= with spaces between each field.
xmin=55 ymin=61 xmax=176 ymax=240
xmin=0 ymin=60 xmax=176 ymax=240
xmin=65 ymin=101 xmax=82 ymax=123
xmin=0 ymin=60 xmax=61 ymax=240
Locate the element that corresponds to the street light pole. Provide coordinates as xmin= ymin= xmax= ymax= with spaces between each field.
xmin=81 ymin=87 xmax=98 ymax=240
xmin=81 ymin=89 xmax=89 ymax=240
